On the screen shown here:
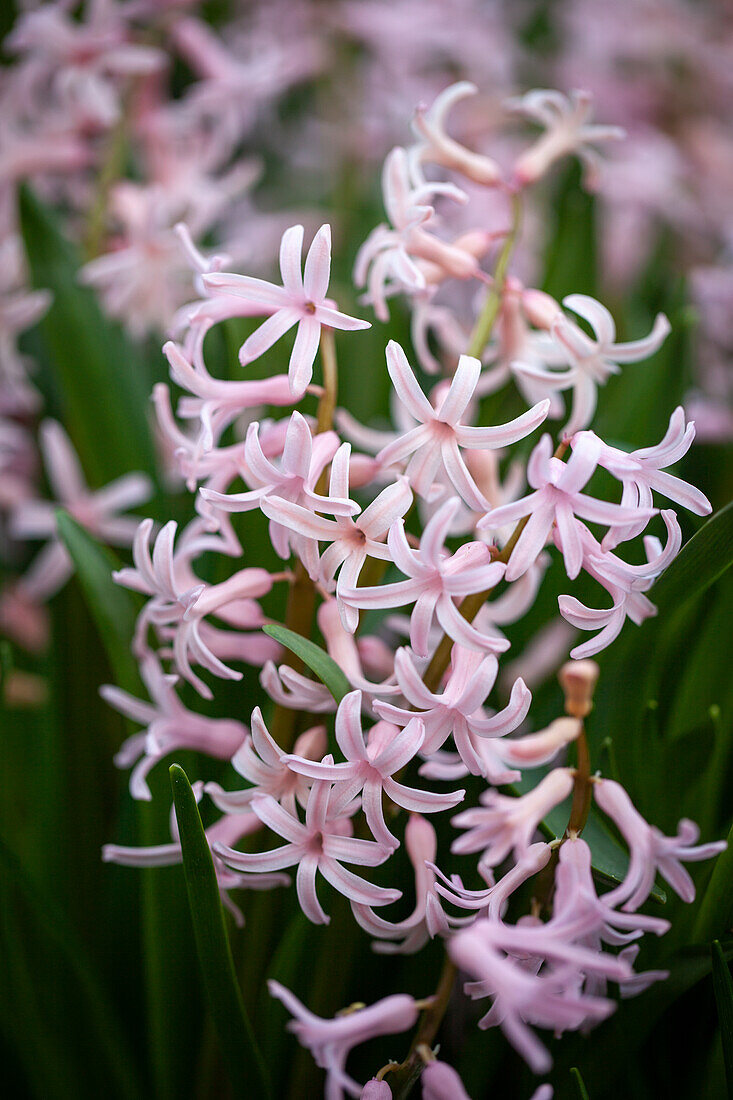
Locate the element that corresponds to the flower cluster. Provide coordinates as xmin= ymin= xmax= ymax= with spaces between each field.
xmin=89 ymin=79 xmax=727 ymax=1099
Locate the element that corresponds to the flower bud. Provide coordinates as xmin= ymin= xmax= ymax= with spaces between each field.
xmin=559 ymin=659 xmax=599 ymax=717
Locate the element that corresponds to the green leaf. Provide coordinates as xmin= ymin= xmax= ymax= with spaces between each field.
xmin=0 ymin=835 xmax=145 ymax=1100
xmin=263 ymin=623 xmax=350 ymax=703
xmin=169 ymin=764 xmax=272 ymax=1100
xmin=19 ymin=185 xmax=157 ymax=487
xmin=55 ymin=511 xmax=140 ymax=692
xmin=652 ymin=502 xmax=733 ymax=613
xmin=571 ymin=1067 xmax=591 ymax=1100
xmin=694 ymin=824 xmax=733 ymax=943
xmin=712 ymin=941 xmax=733 ymax=1099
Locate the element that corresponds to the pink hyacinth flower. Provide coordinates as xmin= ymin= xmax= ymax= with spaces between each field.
xmin=507 ymin=89 xmax=624 ymax=190
xmin=340 ymin=497 xmax=507 ymax=658
xmin=594 ymin=778 xmax=727 ymax=910
xmin=451 ymin=768 xmax=575 ymax=867
xmin=588 ymin=407 xmax=712 ymax=549
xmin=285 ymin=690 xmax=464 ymax=849
xmin=200 ymin=411 xmax=357 ymax=571
xmin=203 ymin=224 xmax=371 ymax=396
xmin=478 ymin=432 xmax=656 ymax=582
xmin=101 ymin=653 xmax=247 ymax=800
xmin=214 ymin=772 xmax=400 ymax=925
xmin=206 ymin=708 xmax=326 ymax=818
xmin=268 ymin=981 xmax=418 ymax=1100
xmin=409 ymin=82 xmax=502 ymax=187
xmin=10 ymin=419 xmax=152 ymax=601
xmin=352 ymin=814 xmax=447 ymax=954
xmin=259 ymin=443 xmax=413 ymax=631
xmin=377 ymin=341 xmax=549 ymax=510
xmin=375 ymin=645 xmax=531 ymax=775
xmin=516 ymin=296 xmax=670 ymax=436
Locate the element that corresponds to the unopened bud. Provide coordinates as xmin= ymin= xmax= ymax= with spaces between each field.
xmin=522 ymin=288 xmax=562 ymax=330
xmin=559 ymin=659 xmax=599 ymax=718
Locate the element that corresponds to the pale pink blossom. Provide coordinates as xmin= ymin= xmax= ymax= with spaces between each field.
xmin=114 ymin=518 xmax=282 ymax=697
xmin=206 ymin=709 xmax=326 ymax=818
xmin=375 ymin=645 xmax=531 ymax=776
xmin=10 ymin=419 xmax=152 ymax=601
xmin=586 ymin=407 xmax=712 ymax=549
xmin=377 ymin=341 xmax=549 ymax=509
xmin=285 ymin=691 xmax=464 ymax=849
xmin=268 ymin=981 xmax=418 ymax=1100
xmin=409 ymin=82 xmax=502 ymax=187
xmin=341 ymin=496 xmax=507 ymax=658
xmin=478 ymin=432 xmax=655 ymax=582
xmin=203 ymin=224 xmax=371 ymax=396
xmin=421 ymin=1059 xmax=472 ymax=1100
xmin=200 ymin=412 xmax=357 ymax=571
xmin=506 ymin=89 xmax=624 ymax=189
xmin=103 ymin=785 xmax=285 ymax=926
xmin=594 ymin=778 xmax=727 ymax=910
xmin=451 ymin=768 xmax=575 ymax=867
xmin=259 ymin=444 xmax=413 ymax=631
xmin=162 ymin=339 xmax=294 ymax=455
xmin=352 ymin=814 xmax=447 ymax=953
xmin=430 ymin=842 xmax=553 ymax=926
xmin=214 ymin=772 xmax=400 ymax=924
xmin=514 ymin=296 xmax=670 ymax=435
xmin=449 ymin=916 xmax=631 ymax=1072
xmin=0 ymin=237 xmax=51 ymax=415
xmin=101 ymin=653 xmax=247 ymax=800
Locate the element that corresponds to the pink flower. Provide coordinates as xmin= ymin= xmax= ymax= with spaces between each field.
xmin=375 ymin=645 xmax=531 ymax=776
xmin=259 ymin=443 xmax=413 ymax=631
xmin=506 ymin=89 xmax=624 ymax=189
xmin=203 ymin=224 xmax=371 ymax=396
xmin=101 ymin=653 xmax=247 ymax=800
xmin=285 ymin=690 xmax=464 ymax=849
xmin=10 ymin=419 xmax=152 ymax=601
xmin=214 ymin=772 xmax=400 ymax=924
xmin=340 ymin=496 xmax=507 ymax=658
xmin=409 ymin=82 xmax=502 ymax=187
xmin=588 ymin=407 xmax=712 ymax=549
xmin=451 ymin=768 xmax=575 ymax=867
xmin=594 ymin=778 xmax=727 ymax=910
xmin=205 ymin=708 xmax=326 ymax=818
xmin=199 ymin=412 xmax=357 ymax=570
xmin=103 ymin=786 xmax=285 ymax=927
xmin=377 ymin=342 xmax=549 ymax=509
xmin=449 ymin=916 xmax=631 ymax=1072
xmin=430 ymin=842 xmax=552 ymax=926
xmin=514 ymin=296 xmax=670 ymax=435
xmin=268 ymin=981 xmax=418 ymax=1100
xmin=162 ymin=339 xmax=294 ymax=454
xmin=478 ymin=432 xmax=655 ymax=581
xmin=114 ymin=518 xmax=282 ymax=697
xmin=352 ymin=814 xmax=447 ymax=953
xmin=421 ymin=1059 xmax=473 ymax=1100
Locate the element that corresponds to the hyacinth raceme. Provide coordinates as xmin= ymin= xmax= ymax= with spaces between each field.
xmin=0 ymin=22 xmax=721 ymax=1094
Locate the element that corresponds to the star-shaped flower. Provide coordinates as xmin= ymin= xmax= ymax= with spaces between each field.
xmin=203 ymin=224 xmax=371 ymax=396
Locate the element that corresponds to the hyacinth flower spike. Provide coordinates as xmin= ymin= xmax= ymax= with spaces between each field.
xmin=478 ymin=432 xmax=656 ymax=581
xmin=268 ymin=981 xmax=418 ymax=1100
xmin=214 ymin=770 xmax=401 ymax=925
xmin=203 ymin=224 xmax=371 ymax=396
xmin=377 ymin=341 xmax=550 ymax=510
xmin=285 ymin=690 xmax=464 ymax=849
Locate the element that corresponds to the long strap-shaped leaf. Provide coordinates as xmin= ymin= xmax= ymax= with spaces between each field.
xmin=169 ymin=764 xmax=272 ymax=1099
xmin=712 ymin=940 xmax=733 ymax=1099
xmin=652 ymin=501 xmax=733 ymax=612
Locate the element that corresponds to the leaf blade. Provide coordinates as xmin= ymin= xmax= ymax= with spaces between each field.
xmin=263 ymin=623 xmax=350 ymax=703
xmin=712 ymin=940 xmax=733 ymax=1099
xmin=652 ymin=502 xmax=733 ymax=613
xmin=169 ymin=764 xmax=272 ymax=1100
